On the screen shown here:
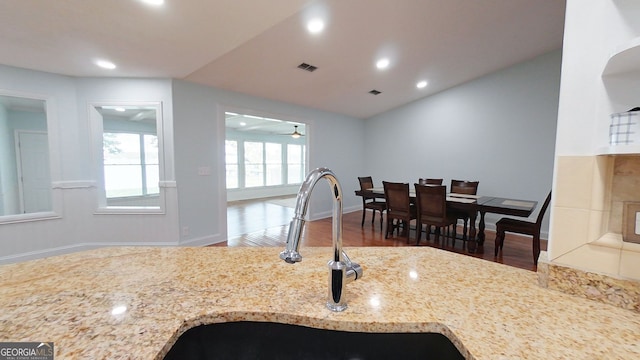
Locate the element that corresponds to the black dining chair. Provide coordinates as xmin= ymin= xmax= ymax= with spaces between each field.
xmin=357 ymin=176 xmax=386 ymax=230
xmin=417 ymin=178 xmax=443 ymax=236
xmin=414 ymin=184 xmax=457 ymax=244
xmin=418 ymin=178 xmax=443 ymax=185
xmin=383 ymin=181 xmax=416 ymax=242
xmin=449 ymin=179 xmax=479 ymax=241
xmin=494 ymin=191 xmax=552 ymax=265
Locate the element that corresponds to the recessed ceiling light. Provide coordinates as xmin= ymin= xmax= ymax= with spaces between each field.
xmin=140 ymin=0 xmax=164 ymax=5
xmin=376 ymin=58 xmax=390 ymax=70
xmin=95 ymin=59 xmax=116 ymax=70
xmin=239 ymin=122 xmax=246 ymax=126
xmin=416 ymin=80 xmax=428 ymax=89
xmin=115 ymin=107 xmax=126 ymax=112
xmin=307 ymin=19 xmax=325 ymax=34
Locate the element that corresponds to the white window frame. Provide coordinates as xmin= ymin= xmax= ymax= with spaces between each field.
xmin=0 ymin=89 xmax=62 ymax=225
xmin=222 ymin=107 xmax=309 ymax=202
xmin=89 ymin=101 xmax=166 ymax=214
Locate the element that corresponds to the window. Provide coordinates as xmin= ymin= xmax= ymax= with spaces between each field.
xmin=287 ymin=144 xmax=304 ymax=184
xmin=224 ymin=111 xmax=306 ymax=191
xmin=226 ymin=140 xmax=305 ymax=189
xmin=225 ymin=140 xmax=238 ymax=189
xmin=265 ymin=143 xmax=282 ymax=186
xmin=244 ymin=141 xmax=264 ymax=187
xmin=90 ymin=102 xmax=163 ymax=210
xmin=103 ymin=132 xmax=159 ymax=198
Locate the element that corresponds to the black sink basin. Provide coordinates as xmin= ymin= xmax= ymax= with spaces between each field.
xmin=164 ymin=321 xmax=465 ymax=360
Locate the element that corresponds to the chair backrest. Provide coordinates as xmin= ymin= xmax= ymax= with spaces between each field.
xmin=450 ymin=179 xmax=479 ymax=195
xmin=383 ymin=181 xmax=411 ymax=215
xmin=535 ymin=191 xmax=552 ymax=226
xmin=414 ymin=184 xmax=447 ymax=220
xmin=419 ymin=178 xmax=443 ymax=185
xmin=358 ymin=176 xmax=374 ymax=191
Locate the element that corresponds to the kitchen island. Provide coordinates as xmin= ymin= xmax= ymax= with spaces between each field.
xmin=1 ymin=246 xmax=639 ymax=359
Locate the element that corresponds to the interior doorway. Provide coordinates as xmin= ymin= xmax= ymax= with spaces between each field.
xmin=224 ymin=110 xmax=307 ymax=237
xmin=16 ymin=131 xmax=51 ymax=213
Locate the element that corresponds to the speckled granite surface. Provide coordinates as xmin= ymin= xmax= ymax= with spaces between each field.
xmin=538 ymin=252 xmax=640 ymax=313
xmin=1 ymin=246 xmax=640 ymax=359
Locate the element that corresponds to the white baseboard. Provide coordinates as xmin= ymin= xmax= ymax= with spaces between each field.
xmin=180 ymin=234 xmax=224 ymax=246
xmin=0 ymin=240 xmax=179 ymax=265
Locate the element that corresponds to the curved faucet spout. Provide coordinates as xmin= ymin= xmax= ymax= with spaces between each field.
xmin=279 ymin=167 xmax=363 ymax=312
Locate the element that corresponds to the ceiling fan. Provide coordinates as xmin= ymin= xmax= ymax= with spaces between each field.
xmin=285 ymin=125 xmax=304 ymax=138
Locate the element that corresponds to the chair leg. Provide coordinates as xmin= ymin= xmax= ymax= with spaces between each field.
xmin=385 ymin=217 xmax=391 ymax=239
xmin=398 ymin=220 xmax=405 ymax=237
xmin=405 ymin=220 xmax=411 ymax=243
xmin=462 ymin=219 xmax=468 ymax=240
xmin=450 ymin=224 xmax=455 ymax=247
xmin=361 ymin=209 xmax=366 ymax=227
xmin=390 ymin=219 xmax=400 ymax=237
xmin=416 ymin=222 xmax=422 ymax=245
xmin=379 ymin=211 xmax=384 ymax=231
xmin=371 ymin=209 xmax=376 ymax=224
xmin=494 ymin=229 xmax=504 ymax=256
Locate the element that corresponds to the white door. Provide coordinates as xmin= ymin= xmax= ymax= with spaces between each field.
xmin=16 ymin=131 xmax=51 ymax=213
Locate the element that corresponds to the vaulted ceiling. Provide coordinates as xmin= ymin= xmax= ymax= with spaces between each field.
xmin=0 ymin=0 xmax=565 ymax=119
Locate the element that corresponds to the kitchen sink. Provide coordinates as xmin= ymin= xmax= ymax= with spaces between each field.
xmin=164 ymin=321 xmax=465 ymax=360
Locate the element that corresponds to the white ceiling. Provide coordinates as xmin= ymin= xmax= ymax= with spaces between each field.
xmin=0 ymin=0 xmax=565 ymax=119
xmin=225 ymin=112 xmax=305 ymax=136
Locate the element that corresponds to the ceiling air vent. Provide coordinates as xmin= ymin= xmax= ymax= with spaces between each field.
xmin=297 ymin=63 xmax=318 ymax=72
xmin=369 ymin=89 xmax=382 ymax=95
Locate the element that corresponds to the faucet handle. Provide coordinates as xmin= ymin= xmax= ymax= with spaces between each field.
xmin=347 ymin=262 xmax=363 ymax=281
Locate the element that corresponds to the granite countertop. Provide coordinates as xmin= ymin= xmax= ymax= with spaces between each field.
xmin=1 ymin=246 xmax=640 ymax=359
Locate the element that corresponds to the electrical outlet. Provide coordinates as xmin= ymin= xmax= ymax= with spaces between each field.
xmin=197 ymin=166 xmax=211 ymax=176
xmin=182 ymin=226 xmax=189 ymax=236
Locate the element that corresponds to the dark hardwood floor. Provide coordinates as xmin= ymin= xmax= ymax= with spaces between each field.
xmin=223 ymin=197 xmax=546 ymax=272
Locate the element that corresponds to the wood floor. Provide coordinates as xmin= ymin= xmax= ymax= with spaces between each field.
xmin=223 ymin=197 xmax=546 ymax=272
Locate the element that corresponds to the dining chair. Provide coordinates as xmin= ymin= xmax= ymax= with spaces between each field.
xmin=357 ymin=176 xmax=386 ymax=230
xmin=383 ymin=181 xmax=416 ymax=242
xmin=414 ymin=184 xmax=456 ymax=245
xmin=449 ymin=179 xmax=480 ymax=241
xmin=418 ymin=178 xmax=443 ymax=185
xmin=494 ymin=191 xmax=552 ymax=265
xmin=417 ymin=178 xmax=443 ymax=236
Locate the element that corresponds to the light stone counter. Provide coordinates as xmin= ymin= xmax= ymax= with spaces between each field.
xmin=1 ymin=246 xmax=640 ymax=359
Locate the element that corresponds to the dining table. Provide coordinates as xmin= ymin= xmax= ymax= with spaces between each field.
xmin=355 ymin=187 xmax=538 ymax=253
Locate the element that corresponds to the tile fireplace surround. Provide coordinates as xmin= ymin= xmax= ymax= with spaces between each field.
xmin=539 ymin=155 xmax=640 ymax=313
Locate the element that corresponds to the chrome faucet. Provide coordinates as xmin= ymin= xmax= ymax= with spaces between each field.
xmin=279 ymin=167 xmax=363 ymax=312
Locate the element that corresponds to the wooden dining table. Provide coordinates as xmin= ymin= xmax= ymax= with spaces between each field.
xmin=355 ymin=187 xmax=538 ymax=253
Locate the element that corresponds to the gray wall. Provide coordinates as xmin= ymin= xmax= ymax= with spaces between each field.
xmin=0 ymin=64 xmax=365 ymax=262
xmin=172 ymin=80 xmax=366 ymax=244
xmin=0 ymin=48 xmax=560 ymax=262
xmin=365 ymin=50 xmax=561 ymax=234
